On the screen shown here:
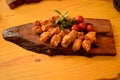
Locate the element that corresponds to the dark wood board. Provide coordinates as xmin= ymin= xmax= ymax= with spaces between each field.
xmin=2 ymin=18 xmax=116 ymax=56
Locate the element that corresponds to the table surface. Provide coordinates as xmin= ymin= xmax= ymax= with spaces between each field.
xmin=0 ymin=0 xmax=120 ymax=80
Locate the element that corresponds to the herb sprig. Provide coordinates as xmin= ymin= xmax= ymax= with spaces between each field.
xmin=54 ymin=10 xmax=76 ymax=31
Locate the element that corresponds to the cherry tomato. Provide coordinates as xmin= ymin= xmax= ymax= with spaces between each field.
xmin=71 ymin=24 xmax=80 ymax=31
xmin=87 ymin=24 xmax=94 ymax=32
xmin=79 ymin=22 xmax=87 ymax=31
xmin=75 ymin=15 xmax=84 ymax=23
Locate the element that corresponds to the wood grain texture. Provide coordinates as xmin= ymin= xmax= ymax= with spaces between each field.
xmin=0 ymin=0 xmax=120 ymax=80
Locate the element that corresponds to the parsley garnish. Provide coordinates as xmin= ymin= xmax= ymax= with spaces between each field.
xmin=54 ymin=10 xmax=76 ymax=31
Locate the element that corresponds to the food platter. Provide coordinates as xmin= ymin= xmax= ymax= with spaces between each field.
xmin=2 ymin=18 xmax=116 ymax=56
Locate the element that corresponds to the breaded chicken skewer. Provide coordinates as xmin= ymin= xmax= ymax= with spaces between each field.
xmin=61 ymin=30 xmax=78 ymax=48
xmin=39 ymin=27 xmax=60 ymax=43
xmin=82 ymin=31 xmax=96 ymax=52
xmin=32 ymin=20 xmax=42 ymax=34
xmin=50 ymin=29 xmax=70 ymax=47
xmin=72 ymin=32 xmax=84 ymax=52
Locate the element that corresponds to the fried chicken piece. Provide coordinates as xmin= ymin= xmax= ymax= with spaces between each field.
xmin=82 ymin=31 xmax=96 ymax=52
xmin=59 ymin=29 xmax=70 ymax=36
xmin=39 ymin=31 xmax=51 ymax=43
xmin=85 ymin=31 xmax=96 ymax=43
xmin=34 ymin=20 xmax=41 ymax=26
xmin=50 ymin=27 xmax=61 ymax=35
xmin=61 ymin=30 xmax=77 ymax=48
xmin=50 ymin=34 xmax=61 ymax=47
xmin=72 ymin=39 xmax=82 ymax=52
xmin=50 ymin=29 xmax=70 ymax=47
xmin=61 ymin=35 xmax=71 ymax=48
xmin=72 ymin=32 xmax=84 ymax=52
xmin=68 ymin=30 xmax=78 ymax=42
xmin=77 ymin=32 xmax=84 ymax=39
xmin=32 ymin=26 xmax=42 ymax=34
xmin=32 ymin=20 xmax=43 ymax=34
xmin=82 ymin=39 xmax=91 ymax=52
xmin=41 ymin=20 xmax=54 ymax=32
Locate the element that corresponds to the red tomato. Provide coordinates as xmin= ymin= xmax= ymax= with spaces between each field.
xmin=71 ymin=24 xmax=80 ymax=31
xmin=75 ymin=15 xmax=84 ymax=23
xmin=79 ymin=22 xmax=87 ymax=31
xmin=87 ymin=24 xmax=94 ymax=32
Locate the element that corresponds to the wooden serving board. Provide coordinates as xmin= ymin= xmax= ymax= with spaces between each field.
xmin=2 ymin=18 xmax=116 ymax=56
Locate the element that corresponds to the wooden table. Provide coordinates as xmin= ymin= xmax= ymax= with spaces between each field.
xmin=0 ymin=0 xmax=120 ymax=80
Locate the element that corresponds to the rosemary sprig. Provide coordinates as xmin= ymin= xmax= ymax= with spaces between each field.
xmin=54 ymin=10 xmax=76 ymax=31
